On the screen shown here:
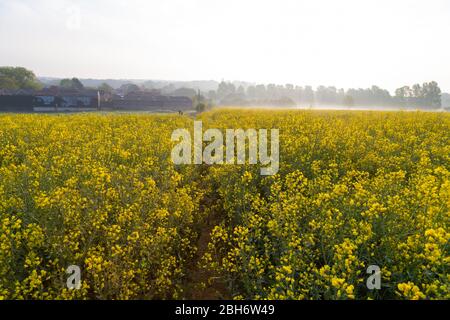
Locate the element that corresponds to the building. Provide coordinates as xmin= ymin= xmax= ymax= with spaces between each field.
xmin=0 ymin=88 xmax=192 ymax=113
xmin=33 ymin=87 xmax=100 ymax=112
xmin=0 ymin=95 xmax=34 ymax=112
xmin=112 ymin=91 xmax=192 ymax=111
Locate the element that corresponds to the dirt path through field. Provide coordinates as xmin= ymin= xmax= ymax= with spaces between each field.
xmin=183 ymin=172 xmax=230 ymax=299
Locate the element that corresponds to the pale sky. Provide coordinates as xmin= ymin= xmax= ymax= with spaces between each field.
xmin=1 ymin=0 xmax=450 ymax=92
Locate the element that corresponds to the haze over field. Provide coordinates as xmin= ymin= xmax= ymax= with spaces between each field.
xmin=1 ymin=0 xmax=450 ymax=92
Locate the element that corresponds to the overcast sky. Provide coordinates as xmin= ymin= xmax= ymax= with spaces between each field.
xmin=1 ymin=0 xmax=449 ymax=92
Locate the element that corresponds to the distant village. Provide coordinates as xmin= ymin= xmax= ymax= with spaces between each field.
xmin=1 ymin=67 xmax=449 ymax=113
xmin=0 ymin=86 xmax=194 ymax=113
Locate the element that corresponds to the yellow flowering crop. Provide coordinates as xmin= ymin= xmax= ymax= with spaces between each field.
xmin=0 ymin=114 xmax=204 ymax=299
xmin=0 ymin=109 xmax=449 ymax=300
xmin=200 ymin=109 xmax=449 ymax=300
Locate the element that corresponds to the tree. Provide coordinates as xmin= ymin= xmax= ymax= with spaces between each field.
xmin=60 ymin=78 xmax=84 ymax=90
xmin=442 ymin=93 xmax=450 ymax=109
xmin=266 ymin=84 xmax=277 ymax=99
xmin=395 ymin=86 xmax=412 ymax=106
xmin=207 ymin=90 xmax=217 ymax=101
xmin=422 ymin=81 xmax=441 ymax=108
xmin=343 ymin=95 xmax=354 ymax=107
xmin=217 ymin=81 xmax=236 ymax=100
xmin=237 ymin=85 xmax=245 ymax=95
xmin=412 ymin=84 xmax=422 ymax=99
xmin=370 ymin=86 xmax=392 ymax=106
xmin=119 ymin=83 xmax=141 ymax=95
xmin=303 ymin=86 xmax=314 ymax=105
xmin=294 ymin=86 xmax=304 ymax=103
xmin=316 ymin=86 xmax=338 ymax=105
xmin=195 ymin=102 xmax=207 ymax=113
xmin=0 ymin=66 xmax=42 ymax=90
xmin=98 ymin=82 xmax=113 ymax=93
xmin=246 ymin=85 xmax=256 ymax=99
xmin=399 ymin=82 xmax=441 ymax=108
xmin=254 ymin=84 xmax=267 ymax=100
xmin=71 ymin=78 xmax=84 ymax=91
xmin=284 ymin=84 xmax=296 ymax=101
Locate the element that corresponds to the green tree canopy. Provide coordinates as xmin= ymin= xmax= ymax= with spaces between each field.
xmin=120 ymin=83 xmax=141 ymax=95
xmin=0 ymin=66 xmax=42 ymax=90
xmin=98 ymin=82 xmax=113 ymax=93
xmin=60 ymin=78 xmax=85 ymax=90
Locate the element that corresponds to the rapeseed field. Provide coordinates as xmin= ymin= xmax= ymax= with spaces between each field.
xmin=0 ymin=109 xmax=448 ymax=299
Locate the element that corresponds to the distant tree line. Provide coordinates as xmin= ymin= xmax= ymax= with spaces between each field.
xmin=203 ymin=81 xmax=442 ymax=108
xmin=395 ymin=82 xmax=442 ymax=108
xmin=0 ymin=67 xmax=445 ymax=109
xmin=442 ymin=93 xmax=450 ymax=108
